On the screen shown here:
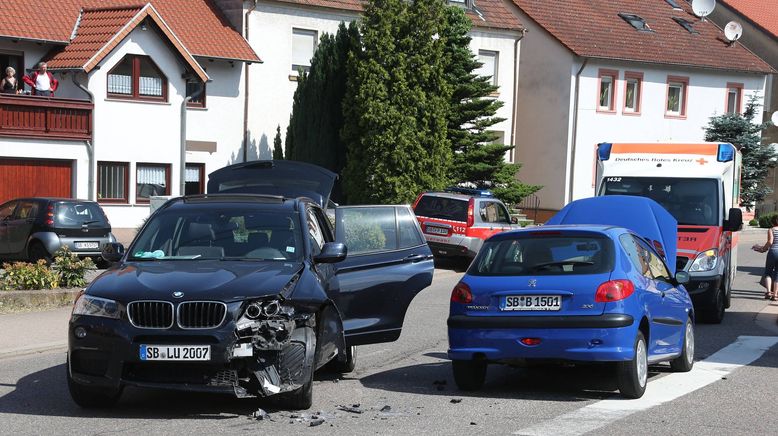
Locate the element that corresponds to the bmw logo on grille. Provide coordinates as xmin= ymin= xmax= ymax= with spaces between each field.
xmin=172 ymin=291 xmax=185 ymax=298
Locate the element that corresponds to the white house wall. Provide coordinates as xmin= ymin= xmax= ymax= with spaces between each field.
xmin=88 ymin=26 xmax=187 ymax=228
xmin=570 ymin=60 xmax=767 ymax=202
xmin=511 ymin=6 xmax=575 ymax=212
xmin=248 ymin=2 xmax=520 ymax=164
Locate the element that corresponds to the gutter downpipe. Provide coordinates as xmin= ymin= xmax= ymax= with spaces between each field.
xmin=509 ymin=28 xmax=528 ymax=160
xmin=243 ymin=1 xmax=258 ymax=163
xmin=73 ymin=73 xmax=95 ymax=201
xmin=567 ymin=57 xmax=589 ymax=204
xmin=180 ymin=82 xmax=204 ymax=196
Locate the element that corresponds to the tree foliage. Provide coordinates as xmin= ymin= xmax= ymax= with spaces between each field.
xmin=442 ymin=6 xmax=539 ymax=205
xmin=284 ymin=23 xmax=360 ymax=184
xmin=342 ymin=0 xmax=452 ymax=204
xmin=272 ymin=125 xmax=284 ymax=159
xmin=704 ymin=95 xmax=776 ymax=208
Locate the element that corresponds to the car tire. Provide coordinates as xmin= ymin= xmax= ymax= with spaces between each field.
xmin=670 ymin=318 xmax=694 ymax=372
xmin=326 ymin=345 xmax=357 ymax=374
xmin=280 ymin=326 xmax=316 ymax=410
xmin=66 ymin=360 xmax=121 ymax=408
xmin=28 ymin=241 xmax=52 ymax=265
xmin=452 ymin=359 xmax=487 ymax=391
xmin=700 ymin=287 xmax=725 ymax=324
xmin=617 ymin=331 xmax=648 ymax=399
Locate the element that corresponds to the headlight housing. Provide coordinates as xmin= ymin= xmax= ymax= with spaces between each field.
xmin=72 ymin=293 xmax=121 ymax=319
xmin=690 ymin=249 xmax=718 ymax=272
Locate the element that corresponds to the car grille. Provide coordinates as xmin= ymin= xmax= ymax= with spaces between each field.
xmin=177 ymin=301 xmax=227 ymax=329
xmin=127 ymin=301 xmax=174 ymax=329
xmin=676 ymin=256 xmax=689 ymax=272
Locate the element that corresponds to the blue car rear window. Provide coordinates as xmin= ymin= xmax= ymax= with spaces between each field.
xmin=469 ymin=235 xmax=615 ymax=276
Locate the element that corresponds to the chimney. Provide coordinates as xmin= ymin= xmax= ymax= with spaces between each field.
xmin=212 ymin=0 xmax=244 ymax=33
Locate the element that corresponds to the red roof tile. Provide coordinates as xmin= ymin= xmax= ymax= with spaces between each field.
xmin=47 ymin=4 xmax=210 ymax=82
xmin=270 ymin=0 xmax=523 ymax=31
xmin=0 ymin=0 xmax=259 ymax=62
xmin=720 ymin=0 xmax=778 ymax=40
xmin=511 ymin=0 xmax=773 ymax=73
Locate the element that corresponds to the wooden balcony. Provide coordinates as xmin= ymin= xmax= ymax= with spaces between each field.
xmin=0 ymin=94 xmax=93 ymax=141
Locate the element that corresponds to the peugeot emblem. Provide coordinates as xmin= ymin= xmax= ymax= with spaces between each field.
xmin=172 ymin=291 xmax=184 ymax=298
xmin=528 ymin=279 xmax=537 ymax=288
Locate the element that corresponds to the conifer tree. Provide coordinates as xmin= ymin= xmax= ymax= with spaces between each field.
xmin=704 ymin=95 xmax=775 ymax=208
xmin=442 ymin=6 xmax=539 ymax=205
xmin=342 ymin=0 xmax=452 ymax=204
xmin=272 ymin=125 xmax=283 ymax=159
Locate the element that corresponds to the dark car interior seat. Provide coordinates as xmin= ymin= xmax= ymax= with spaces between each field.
xmin=177 ymin=222 xmax=224 ymax=258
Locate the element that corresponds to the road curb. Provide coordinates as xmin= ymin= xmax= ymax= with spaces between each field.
xmin=0 ymin=342 xmax=67 ymax=361
xmin=0 ymin=289 xmax=80 ymax=314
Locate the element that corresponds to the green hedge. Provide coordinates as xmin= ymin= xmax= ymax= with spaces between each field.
xmin=759 ymin=213 xmax=778 ymax=228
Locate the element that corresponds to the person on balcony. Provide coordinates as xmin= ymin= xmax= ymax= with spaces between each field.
xmin=22 ymin=62 xmax=58 ymax=96
xmin=0 ymin=66 xmax=17 ymax=94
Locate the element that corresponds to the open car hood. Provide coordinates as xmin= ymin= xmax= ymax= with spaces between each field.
xmin=546 ymin=195 xmax=677 ymax=273
xmin=207 ymin=160 xmax=337 ymax=208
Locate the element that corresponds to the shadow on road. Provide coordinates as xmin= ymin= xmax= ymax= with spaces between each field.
xmin=433 ymin=257 xmax=471 ymax=273
xmin=0 ymin=362 xmax=343 ymax=419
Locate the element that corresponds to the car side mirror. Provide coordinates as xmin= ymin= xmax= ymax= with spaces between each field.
xmin=314 ymin=242 xmax=347 ymax=264
xmin=101 ymin=243 xmax=125 ymax=263
xmin=511 ymin=216 xmax=519 ymax=224
xmin=674 ymin=271 xmax=690 ymax=285
xmin=724 ymin=208 xmax=743 ymax=232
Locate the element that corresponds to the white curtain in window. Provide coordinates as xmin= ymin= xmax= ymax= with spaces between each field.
xmin=185 ymin=166 xmax=201 ymax=182
xmin=292 ymin=29 xmax=316 ymax=67
xmin=139 ymin=76 xmax=163 ymax=96
xmin=137 ymin=166 xmax=166 ymax=185
xmin=107 ymin=74 xmax=132 ymax=94
xmin=476 ymin=51 xmax=498 ymax=85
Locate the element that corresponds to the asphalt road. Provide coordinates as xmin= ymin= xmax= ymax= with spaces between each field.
xmin=1 ymin=232 xmax=777 ymax=435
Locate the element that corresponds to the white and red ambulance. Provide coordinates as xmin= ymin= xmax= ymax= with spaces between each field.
xmin=595 ymin=142 xmax=743 ymax=323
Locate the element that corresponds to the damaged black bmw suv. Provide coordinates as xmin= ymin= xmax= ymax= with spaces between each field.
xmin=67 ymin=161 xmax=434 ymax=409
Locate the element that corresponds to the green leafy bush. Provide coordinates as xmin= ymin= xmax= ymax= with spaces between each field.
xmin=758 ymin=212 xmax=778 ymax=228
xmin=750 ymin=219 xmax=759 ymax=227
xmin=1 ymin=260 xmax=60 ymax=290
xmin=54 ymin=247 xmax=95 ymax=288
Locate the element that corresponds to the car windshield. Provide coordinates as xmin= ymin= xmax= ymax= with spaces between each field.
xmin=129 ymin=208 xmax=303 ymax=261
xmin=601 ymin=177 xmax=719 ymax=226
xmin=413 ymin=195 xmax=468 ymax=222
xmin=469 ymin=234 xmax=615 ymax=276
xmin=54 ymin=202 xmax=109 ymax=228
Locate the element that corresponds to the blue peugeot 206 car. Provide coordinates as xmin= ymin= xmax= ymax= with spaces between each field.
xmin=447 ymin=196 xmax=694 ymax=398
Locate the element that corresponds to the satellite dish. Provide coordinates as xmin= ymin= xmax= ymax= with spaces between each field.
xmin=724 ymin=21 xmax=743 ymax=42
xmin=692 ymin=0 xmax=716 ymax=20
xmin=772 ymin=111 xmax=778 ymax=126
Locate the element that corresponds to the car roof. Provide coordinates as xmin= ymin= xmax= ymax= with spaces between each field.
xmin=4 ymin=197 xmax=97 ymax=203
xmin=489 ymin=224 xmax=625 ymax=239
xmin=159 ymin=194 xmax=308 ymax=213
xmin=419 ymin=192 xmax=498 ymax=201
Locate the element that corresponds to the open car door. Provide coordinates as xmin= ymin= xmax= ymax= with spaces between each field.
xmin=333 ymin=205 xmax=434 ymax=345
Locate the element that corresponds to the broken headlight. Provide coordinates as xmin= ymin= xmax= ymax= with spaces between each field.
xmin=72 ymin=293 xmax=121 ymax=319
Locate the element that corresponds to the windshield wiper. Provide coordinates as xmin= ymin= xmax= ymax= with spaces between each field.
xmin=528 ymin=260 xmax=594 ymax=272
xmin=81 ymin=220 xmax=101 ymax=225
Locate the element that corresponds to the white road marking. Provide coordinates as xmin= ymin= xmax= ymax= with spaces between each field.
xmin=514 ymin=335 xmax=778 ymax=436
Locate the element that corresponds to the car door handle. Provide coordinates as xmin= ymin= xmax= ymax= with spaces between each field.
xmin=404 ymin=254 xmax=426 ymax=263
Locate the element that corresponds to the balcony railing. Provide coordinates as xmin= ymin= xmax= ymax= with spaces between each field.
xmin=0 ymin=94 xmax=93 ymax=141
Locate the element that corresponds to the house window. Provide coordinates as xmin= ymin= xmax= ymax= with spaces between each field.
xmin=0 ymin=51 xmax=24 ymax=93
xmin=107 ymin=55 xmax=167 ymax=101
xmin=673 ymin=17 xmax=699 ymax=34
xmin=476 ymin=50 xmax=499 ymax=86
xmin=448 ymin=0 xmax=470 ymax=9
xmin=98 ymin=162 xmax=129 ymax=203
xmin=666 ymin=76 xmax=689 ymax=118
xmin=623 ymin=72 xmax=643 ymax=114
xmin=597 ymin=69 xmax=618 ymax=113
xmin=185 ymin=163 xmax=205 ymax=195
xmin=136 ymin=163 xmax=170 ymax=202
xmin=618 ymin=13 xmax=653 ymax=32
xmin=292 ymin=28 xmax=317 ymax=73
xmin=186 ymin=82 xmax=206 ymax=108
xmin=726 ymin=83 xmax=743 ymax=114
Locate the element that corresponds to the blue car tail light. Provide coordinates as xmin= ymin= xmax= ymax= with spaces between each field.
xmin=595 ymin=280 xmax=634 ymax=302
xmin=717 ymin=143 xmax=735 ymax=162
xmin=451 ymin=282 xmax=473 ymax=304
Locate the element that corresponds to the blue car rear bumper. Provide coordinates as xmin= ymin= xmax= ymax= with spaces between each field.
xmin=447 ymin=314 xmax=638 ymax=362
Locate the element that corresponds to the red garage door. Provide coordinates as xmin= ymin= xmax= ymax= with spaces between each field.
xmin=0 ymin=158 xmax=73 ymax=204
